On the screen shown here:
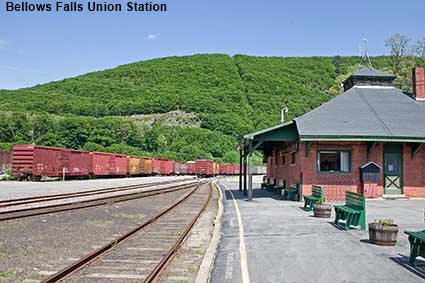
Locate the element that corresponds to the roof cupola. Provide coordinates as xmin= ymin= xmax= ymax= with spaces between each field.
xmin=342 ymin=67 xmax=396 ymax=91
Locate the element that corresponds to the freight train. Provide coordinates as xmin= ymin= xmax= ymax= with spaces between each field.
xmin=10 ymin=145 xmax=265 ymax=181
xmin=0 ymin=150 xmax=12 ymax=174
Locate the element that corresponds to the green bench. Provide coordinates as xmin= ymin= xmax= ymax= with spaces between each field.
xmin=274 ymin=185 xmax=284 ymax=195
xmin=303 ymin=185 xmax=323 ymax=211
xmin=405 ymin=230 xmax=425 ymax=266
xmin=265 ymin=184 xmax=274 ymax=192
xmin=334 ymin=191 xmax=366 ymax=231
xmin=282 ymin=184 xmax=298 ymax=201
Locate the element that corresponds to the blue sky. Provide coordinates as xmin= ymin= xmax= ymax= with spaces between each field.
xmin=0 ymin=0 xmax=424 ymax=89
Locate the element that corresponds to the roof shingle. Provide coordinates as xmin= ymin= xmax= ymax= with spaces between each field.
xmin=295 ymin=87 xmax=425 ymax=139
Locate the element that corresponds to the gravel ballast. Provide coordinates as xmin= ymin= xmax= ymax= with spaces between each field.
xmin=0 ymin=187 xmax=195 ymax=283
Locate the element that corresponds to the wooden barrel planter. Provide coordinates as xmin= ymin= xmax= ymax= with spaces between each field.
xmin=368 ymin=223 xmax=399 ymax=246
xmin=313 ymin=204 xmax=332 ymax=218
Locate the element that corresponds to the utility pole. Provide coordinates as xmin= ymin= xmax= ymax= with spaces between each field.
xmin=248 ymin=141 xmax=253 ymax=201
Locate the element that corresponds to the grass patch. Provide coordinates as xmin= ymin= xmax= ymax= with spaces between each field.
xmin=0 ymin=269 xmax=20 ymax=283
xmin=29 ymin=272 xmax=44 ymax=279
xmin=113 ymin=213 xmax=146 ymax=220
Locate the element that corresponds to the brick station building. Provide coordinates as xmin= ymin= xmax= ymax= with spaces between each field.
xmin=243 ymin=67 xmax=425 ymax=200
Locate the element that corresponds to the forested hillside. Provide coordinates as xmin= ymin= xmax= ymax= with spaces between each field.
xmin=1 ymin=54 xmax=424 ymax=163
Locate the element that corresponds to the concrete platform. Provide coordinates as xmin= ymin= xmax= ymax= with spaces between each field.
xmin=0 ymin=176 xmax=196 ymax=200
xmin=211 ymin=177 xmax=425 ymax=283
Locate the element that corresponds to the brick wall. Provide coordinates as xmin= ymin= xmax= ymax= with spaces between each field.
xmin=273 ymin=145 xmax=303 ymax=189
xmin=413 ymin=67 xmax=425 ymax=101
xmin=403 ymin=144 xmax=425 ymax=197
xmin=303 ymin=142 xmax=366 ymax=200
xmin=266 ymin=141 xmax=425 ymax=200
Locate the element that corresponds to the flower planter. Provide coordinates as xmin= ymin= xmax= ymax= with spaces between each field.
xmin=313 ymin=204 xmax=332 ymax=218
xmin=368 ymin=223 xmax=399 ymax=246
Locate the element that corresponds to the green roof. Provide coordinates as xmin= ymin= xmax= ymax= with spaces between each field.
xmin=243 ymin=121 xmax=293 ymax=139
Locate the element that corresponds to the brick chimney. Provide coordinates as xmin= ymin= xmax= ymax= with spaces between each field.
xmin=412 ymin=67 xmax=425 ymax=101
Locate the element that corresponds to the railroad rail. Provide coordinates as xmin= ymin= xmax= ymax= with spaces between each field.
xmin=0 ymin=177 xmax=196 ymax=207
xmin=40 ymin=181 xmax=212 ymax=283
xmin=0 ymin=178 xmax=199 ymax=221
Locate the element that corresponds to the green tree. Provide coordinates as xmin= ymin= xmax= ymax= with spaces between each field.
xmin=9 ymin=113 xmax=31 ymax=141
xmin=30 ymin=113 xmax=55 ymax=142
xmin=57 ymin=116 xmax=89 ymax=149
xmin=36 ymin=132 xmax=63 ymax=147
xmin=83 ymin=142 xmax=106 ymax=152
xmin=385 ymin=33 xmax=411 ymax=75
xmin=414 ymin=38 xmax=425 ymax=57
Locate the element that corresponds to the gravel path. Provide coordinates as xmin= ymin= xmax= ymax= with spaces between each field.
xmin=0 ymin=176 xmax=196 ymax=200
xmin=0 ymin=187 xmax=195 ymax=283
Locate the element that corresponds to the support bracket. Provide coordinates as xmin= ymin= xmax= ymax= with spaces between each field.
xmin=367 ymin=142 xmax=377 ymax=158
xmin=305 ymin=141 xmax=312 ymax=157
xmin=253 ymin=141 xmax=264 ymax=151
xmin=411 ymin=143 xmax=423 ymax=159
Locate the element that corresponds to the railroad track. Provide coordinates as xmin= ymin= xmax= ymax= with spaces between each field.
xmin=0 ymin=178 xmax=199 ymax=221
xmin=40 ymin=181 xmax=212 ymax=283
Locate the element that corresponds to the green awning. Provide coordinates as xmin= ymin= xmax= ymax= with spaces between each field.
xmin=244 ymin=121 xmax=299 ymax=142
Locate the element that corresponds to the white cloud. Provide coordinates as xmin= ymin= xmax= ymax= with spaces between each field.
xmin=146 ymin=33 xmax=160 ymax=40
xmin=0 ymin=39 xmax=9 ymax=49
xmin=0 ymin=65 xmax=19 ymax=71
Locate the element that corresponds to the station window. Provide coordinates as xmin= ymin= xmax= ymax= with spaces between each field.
xmin=317 ymin=150 xmax=351 ymax=173
xmin=281 ymin=155 xmax=286 ymax=166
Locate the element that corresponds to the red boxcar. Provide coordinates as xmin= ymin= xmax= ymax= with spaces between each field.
xmin=218 ymin=163 xmax=227 ymax=175
xmin=233 ymin=165 xmax=241 ymax=175
xmin=0 ymin=150 xmax=12 ymax=174
xmin=186 ymin=161 xmax=195 ymax=175
xmin=180 ymin=163 xmax=187 ymax=175
xmin=114 ymin=154 xmax=128 ymax=175
xmin=68 ymin=149 xmax=91 ymax=176
xmin=160 ymin=159 xmax=174 ymax=175
xmin=89 ymin=152 xmax=127 ymax=176
xmin=12 ymin=145 xmax=72 ymax=180
xmin=195 ymin=159 xmax=215 ymax=176
xmin=152 ymin=158 xmax=161 ymax=175
xmin=89 ymin=152 xmax=111 ymax=176
xmin=220 ymin=163 xmax=232 ymax=175
xmin=173 ymin=162 xmax=181 ymax=175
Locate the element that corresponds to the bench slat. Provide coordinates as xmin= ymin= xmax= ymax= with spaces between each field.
xmin=405 ymin=230 xmax=425 ymax=240
xmin=404 ymin=230 xmax=425 ymax=266
xmin=303 ymin=185 xmax=323 ymax=211
xmin=334 ymin=191 xmax=366 ymax=231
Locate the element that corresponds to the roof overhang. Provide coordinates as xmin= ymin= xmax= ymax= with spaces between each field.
xmin=241 ymin=121 xmax=300 ymax=151
xmin=244 ymin=121 xmax=299 ymax=142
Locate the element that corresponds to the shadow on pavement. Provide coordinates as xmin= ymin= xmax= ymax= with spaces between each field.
xmin=327 ymin=221 xmax=347 ymax=231
xmin=391 ymin=255 xmax=425 ymax=280
xmin=220 ymin=188 xmax=286 ymax=201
